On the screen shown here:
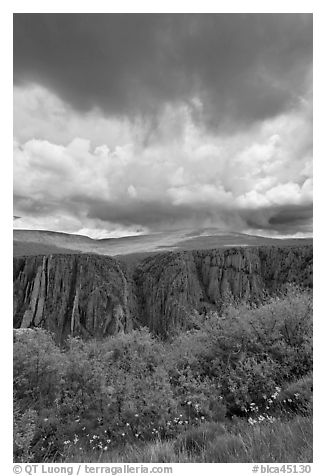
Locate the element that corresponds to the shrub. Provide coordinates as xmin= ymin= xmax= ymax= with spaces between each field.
xmin=13 ymin=288 xmax=312 ymax=462
xmin=13 ymin=329 xmax=65 ymax=410
xmin=274 ymin=374 xmax=313 ymax=417
xmin=13 ymin=398 xmax=37 ymax=462
xmin=167 ymin=287 xmax=312 ymax=418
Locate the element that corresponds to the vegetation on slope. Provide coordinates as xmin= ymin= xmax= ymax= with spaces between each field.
xmin=13 ymin=286 xmax=312 ymax=463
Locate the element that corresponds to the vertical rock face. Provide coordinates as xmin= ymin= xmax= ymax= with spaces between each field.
xmin=134 ymin=252 xmax=205 ymax=337
xmin=194 ymin=246 xmax=313 ymax=301
xmin=257 ymin=246 xmax=313 ymax=290
xmin=13 ymin=254 xmax=137 ymax=342
xmin=135 ymin=246 xmax=312 ymax=337
xmin=13 ymin=245 xmax=312 ymax=341
xmin=193 ymin=248 xmax=265 ymax=305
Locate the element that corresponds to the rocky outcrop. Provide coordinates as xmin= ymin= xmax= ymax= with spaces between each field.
xmin=135 ymin=246 xmax=312 ymax=336
xmin=13 ymin=254 xmax=137 ymax=342
xmin=13 ymin=245 xmax=312 ymax=341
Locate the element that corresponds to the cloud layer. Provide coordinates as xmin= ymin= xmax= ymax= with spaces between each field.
xmin=14 ymin=84 xmax=312 ymax=237
xmin=13 ymin=14 xmax=313 ymax=238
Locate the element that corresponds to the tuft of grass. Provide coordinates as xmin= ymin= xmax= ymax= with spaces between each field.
xmin=238 ymin=416 xmax=313 ymax=463
xmin=174 ymin=422 xmax=226 ymax=454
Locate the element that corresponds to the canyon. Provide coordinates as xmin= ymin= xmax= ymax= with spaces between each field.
xmin=13 ymin=245 xmax=312 ymax=341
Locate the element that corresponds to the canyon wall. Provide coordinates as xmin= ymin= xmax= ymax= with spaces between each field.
xmin=13 ymin=246 xmax=312 ymax=341
xmin=13 ymin=254 xmax=137 ymax=342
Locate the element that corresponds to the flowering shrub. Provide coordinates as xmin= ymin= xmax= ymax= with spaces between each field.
xmin=166 ymin=287 xmax=312 ymax=418
xmin=13 ymin=288 xmax=312 ymax=462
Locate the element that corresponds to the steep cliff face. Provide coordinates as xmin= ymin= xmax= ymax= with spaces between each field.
xmin=135 ymin=246 xmax=312 ymax=336
xmin=13 ymin=245 xmax=312 ymax=340
xmin=134 ymin=252 xmax=204 ymax=337
xmin=13 ymin=254 xmax=137 ymax=342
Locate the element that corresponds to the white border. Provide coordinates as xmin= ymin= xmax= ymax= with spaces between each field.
xmin=2 ymin=3 xmax=324 ymax=474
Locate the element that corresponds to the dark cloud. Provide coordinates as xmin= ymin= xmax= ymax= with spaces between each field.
xmin=86 ymin=201 xmax=312 ymax=235
xmin=243 ymin=203 xmax=312 ymax=233
xmin=14 ymin=179 xmax=313 ymax=236
xmin=268 ymin=204 xmax=312 ymax=226
xmin=47 ymin=194 xmax=311 ymax=236
xmin=85 ymin=197 xmax=198 ymax=227
xmin=13 ymin=13 xmax=312 ymax=130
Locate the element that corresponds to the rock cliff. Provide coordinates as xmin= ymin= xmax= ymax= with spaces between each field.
xmin=13 ymin=254 xmax=137 ymax=342
xmin=13 ymin=245 xmax=312 ymax=341
xmin=135 ymin=246 xmax=312 ymax=336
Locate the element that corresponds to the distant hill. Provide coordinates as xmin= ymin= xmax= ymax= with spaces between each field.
xmin=13 ymin=228 xmax=313 ymax=258
xmin=13 ymin=240 xmax=83 ymax=257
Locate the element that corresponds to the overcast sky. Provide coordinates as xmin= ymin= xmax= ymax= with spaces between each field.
xmin=13 ymin=13 xmax=312 ymax=238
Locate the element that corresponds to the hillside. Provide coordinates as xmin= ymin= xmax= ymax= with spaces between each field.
xmin=13 ymin=228 xmax=312 ymax=258
xmin=13 ymin=245 xmax=312 ymax=341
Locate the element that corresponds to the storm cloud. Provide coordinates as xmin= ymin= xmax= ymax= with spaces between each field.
xmin=13 ymin=14 xmax=313 ymax=238
xmin=14 ymin=14 xmax=312 ymax=130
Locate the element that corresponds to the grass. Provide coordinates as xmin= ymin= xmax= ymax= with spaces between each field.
xmin=59 ymin=415 xmax=312 ymax=463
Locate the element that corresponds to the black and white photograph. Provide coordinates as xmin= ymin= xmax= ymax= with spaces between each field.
xmin=12 ymin=10 xmax=313 ymax=468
